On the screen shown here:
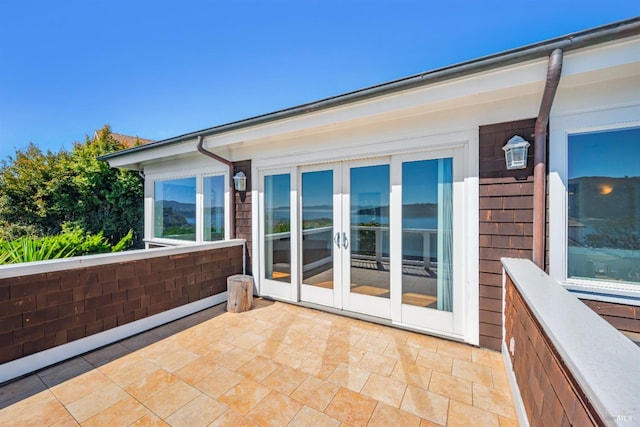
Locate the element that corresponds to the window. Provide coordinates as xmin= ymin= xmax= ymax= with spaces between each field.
xmin=204 ymin=175 xmax=225 ymax=241
xmin=154 ymin=177 xmax=197 ymax=241
xmin=567 ymin=127 xmax=640 ymax=285
xmin=264 ymin=174 xmax=291 ymax=282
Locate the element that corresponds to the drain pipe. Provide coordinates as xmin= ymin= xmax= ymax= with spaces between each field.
xmin=532 ymin=48 xmax=563 ymax=269
xmin=196 ymin=136 xmax=236 ymax=239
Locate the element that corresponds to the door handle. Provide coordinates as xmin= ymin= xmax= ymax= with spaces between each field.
xmin=334 ymin=232 xmax=341 ymax=248
xmin=342 ymin=232 xmax=349 ymax=249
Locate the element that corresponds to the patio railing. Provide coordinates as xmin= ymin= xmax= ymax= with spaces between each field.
xmin=502 ymin=258 xmax=640 ymax=426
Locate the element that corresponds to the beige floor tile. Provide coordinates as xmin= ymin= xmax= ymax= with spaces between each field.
xmin=236 ymin=355 xmax=280 ymax=383
xmin=428 ymin=371 xmax=472 ymax=405
xmin=355 ymin=333 xmax=391 ymax=354
xmin=415 ymin=349 xmax=453 ymax=374
xmin=100 ymin=356 xmax=159 ymax=387
xmin=172 ymin=353 xmax=220 ymax=385
xmin=246 ymin=390 xmax=303 ymax=427
xmin=472 ymin=382 xmax=517 ymax=419
xmin=291 ymin=375 xmax=340 ymax=412
xmin=145 ymin=346 xmax=200 ymax=373
xmin=260 ymin=365 xmax=308 ymax=396
xmin=492 ymin=366 xmax=511 ymax=391
xmin=324 ymin=387 xmax=377 ymax=427
xmin=49 ymin=414 xmax=81 ymax=426
xmin=384 ymin=341 xmax=420 ymax=363
xmin=298 ymin=353 xmax=340 ymax=380
xmin=230 ymin=332 xmax=266 ymax=350
xmin=129 ymin=412 xmax=169 ymax=426
xmin=164 ymin=394 xmax=226 ymax=427
xmin=327 ymin=344 xmax=366 ymax=365
xmin=471 ymin=348 xmax=506 ymax=370
xmin=448 ymin=399 xmax=499 ymax=427
xmin=82 ymin=396 xmax=149 ymax=427
xmin=436 ymin=340 xmax=472 ymax=362
xmin=367 ymin=402 xmax=421 ymax=427
xmin=405 ymin=333 xmax=440 ymax=352
xmin=288 ymin=405 xmax=341 ymax=427
xmin=327 ymin=362 xmax=371 ymax=393
xmin=65 ymin=382 xmax=129 ymax=422
xmin=216 ymin=347 xmax=257 ymax=370
xmin=124 ymin=369 xmax=178 ymax=401
xmin=218 ymin=378 xmax=270 ymax=415
xmin=361 ymin=372 xmax=408 ymax=408
xmin=357 ymin=351 xmax=396 ymax=376
xmin=499 ymin=415 xmax=520 ymax=427
xmin=142 ymin=381 xmax=200 ymax=419
xmin=273 ymin=344 xmax=313 ymax=369
xmin=207 ymin=400 xmax=259 ymax=424
xmin=50 ymin=369 xmax=112 ymax=405
xmin=249 ymin=337 xmax=284 ymax=358
xmin=452 ymin=358 xmax=494 ymax=387
xmin=0 ymin=390 xmax=69 ymax=427
xmin=194 ymin=366 xmax=243 ymax=398
xmin=390 ymin=361 xmax=432 ymax=390
xmin=400 ymin=384 xmax=449 ymax=426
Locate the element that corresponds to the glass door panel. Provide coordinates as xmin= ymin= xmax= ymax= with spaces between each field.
xmin=349 ymin=164 xmax=391 ymax=298
xmin=264 ymin=174 xmax=292 ymax=283
xmin=401 ymin=158 xmax=453 ymax=311
xmin=301 ymin=170 xmax=334 ymax=289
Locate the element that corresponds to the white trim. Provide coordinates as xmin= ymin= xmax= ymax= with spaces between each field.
xmin=0 ymin=292 xmax=228 ymax=384
xmin=502 ymin=341 xmax=531 ymax=427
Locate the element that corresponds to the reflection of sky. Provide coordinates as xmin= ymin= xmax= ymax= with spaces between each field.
xmin=569 ymin=127 xmax=640 ymax=179
xmin=265 ymin=174 xmax=290 ymax=209
xmin=403 ymin=159 xmax=442 ymax=204
xmin=302 ymin=170 xmax=332 ymax=207
xmin=156 ymin=177 xmax=196 ymax=204
xmin=351 ymin=165 xmax=389 ymax=207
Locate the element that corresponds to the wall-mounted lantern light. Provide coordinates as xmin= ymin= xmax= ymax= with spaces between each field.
xmin=502 ymin=135 xmax=530 ymax=170
xmin=233 ymin=171 xmax=247 ymax=192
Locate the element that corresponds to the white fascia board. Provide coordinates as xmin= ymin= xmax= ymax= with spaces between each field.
xmin=561 ymin=35 xmax=640 ymax=82
xmin=105 ymin=139 xmax=199 ymax=170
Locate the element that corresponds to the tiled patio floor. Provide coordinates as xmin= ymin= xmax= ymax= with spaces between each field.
xmin=0 ymin=299 xmax=518 ymax=426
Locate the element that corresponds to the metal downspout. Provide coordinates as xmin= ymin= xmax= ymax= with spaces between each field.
xmin=532 ymin=48 xmax=563 ymax=269
xmin=196 ymin=136 xmax=236 ymax=239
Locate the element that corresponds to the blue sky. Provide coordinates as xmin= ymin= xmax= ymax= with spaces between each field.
xmin=1 ymin=1 xmax=638 ymax=162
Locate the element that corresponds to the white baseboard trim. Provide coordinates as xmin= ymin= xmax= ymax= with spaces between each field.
xmin=502 ymin=340 xmax=529 ymax=427
xmin=0 ymin=292 xmax=227 ymax=384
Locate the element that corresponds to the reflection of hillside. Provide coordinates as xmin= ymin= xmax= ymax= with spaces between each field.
xmin=355 ymin=203 xmax=437 ymax=217
xmin=158 ymin=200 xmax=196 ymax=217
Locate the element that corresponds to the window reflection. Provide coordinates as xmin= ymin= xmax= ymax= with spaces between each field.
xmin=204 ymin=175 xmax=225 ymax=241
xmin=154 ymin=178 xmax=197 ymax=241
xmin=264 ymin=174 xmax=291 ymax=283
xmin=568 ymin=127 xmax=640 ymax=284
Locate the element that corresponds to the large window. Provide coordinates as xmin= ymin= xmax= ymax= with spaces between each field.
xmin=568 ymin=127 xmax=640 ymax=285
xmin=204 ymin=175 xmax=225 ymax=241
xmin=154 ymin=177 xmax=197 ymax=241
xmin=264 ymin=174 xmax=291 ymax=283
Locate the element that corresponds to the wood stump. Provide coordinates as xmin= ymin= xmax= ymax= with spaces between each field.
xmin=227 ymin=275 xmax=253 ymax=313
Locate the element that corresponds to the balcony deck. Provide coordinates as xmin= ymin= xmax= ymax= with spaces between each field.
xmin=0 ymin=299 xmax=516 ymax=426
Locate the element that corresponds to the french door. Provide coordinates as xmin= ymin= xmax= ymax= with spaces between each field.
xmin=260 ymin=148 xmax=462 ymax=336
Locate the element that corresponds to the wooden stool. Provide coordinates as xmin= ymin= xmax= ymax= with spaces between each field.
xmin=227 ymin=274 xmax=253 ymax=313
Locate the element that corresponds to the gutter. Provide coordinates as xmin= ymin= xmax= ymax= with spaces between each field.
xmin=532 ymin=49 xmax=563 ymax=269
xmin=196 ymin=136 xmax=236 ymax=239
xmin=99 ymin=17 xmax=640 ymax=162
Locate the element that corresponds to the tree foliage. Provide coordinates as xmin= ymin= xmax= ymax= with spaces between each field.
xmin=0 ymin=125 xmax=143 ymax=247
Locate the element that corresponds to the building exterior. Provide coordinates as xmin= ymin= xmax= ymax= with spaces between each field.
xmin=101 ymin=18 xmax=640 ymax=350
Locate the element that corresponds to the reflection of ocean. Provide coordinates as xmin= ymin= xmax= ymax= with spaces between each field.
xmin=186 ymin=218 xmax=196 ymax=225
xmin=299 ymin=208 xmax=437 ymax=229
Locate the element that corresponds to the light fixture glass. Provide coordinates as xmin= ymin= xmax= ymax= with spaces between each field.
xmin=233 ymin=171 xmax=247 ymax=191
xmin=502 ymin=135 xmax=530 ymax=170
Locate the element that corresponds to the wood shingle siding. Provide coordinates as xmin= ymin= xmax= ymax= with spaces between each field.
xmin=478 ymin=118 xmax=537 ymax=350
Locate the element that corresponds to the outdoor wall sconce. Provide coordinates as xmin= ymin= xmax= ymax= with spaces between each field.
xmin=233 ymin=171 xmax=247 ymax=192
xmin=502 ymin=135 xmax=530 ymax=170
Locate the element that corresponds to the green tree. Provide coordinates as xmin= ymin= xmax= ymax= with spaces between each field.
xmin=0 ymin=125 xmax=144 ymax=247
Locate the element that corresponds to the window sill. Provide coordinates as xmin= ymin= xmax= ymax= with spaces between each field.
xmin=563 ymin=282 xmax=640 ymax=307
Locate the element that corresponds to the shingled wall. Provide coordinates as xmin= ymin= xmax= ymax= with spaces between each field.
xmin=0 ymin=245 xmax=242 ymax=365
